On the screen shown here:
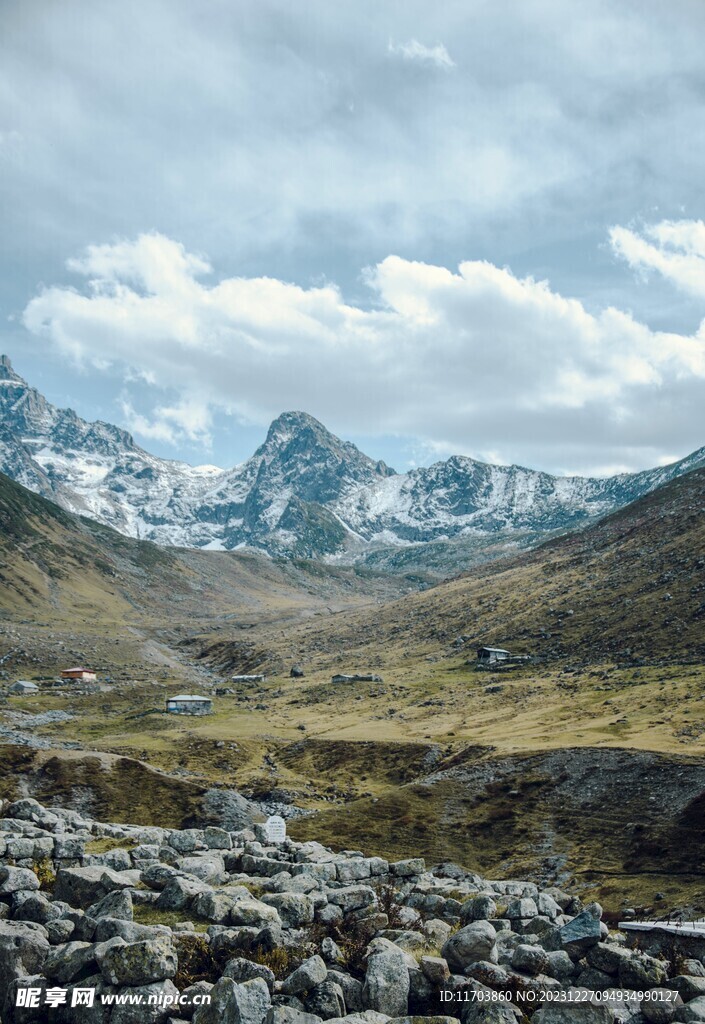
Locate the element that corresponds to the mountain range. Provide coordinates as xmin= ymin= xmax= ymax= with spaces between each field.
xmin=2 ymin=353 xmax=704 ymax=564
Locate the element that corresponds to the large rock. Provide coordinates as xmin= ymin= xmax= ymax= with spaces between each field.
xmin=305 ymin=978 xmax=346 ymax=1019
xmin=586 ymin=942 xmax=634 ymax=977
xmin=619 ymin=953 xmax=668 ymax=991
xmin=558 ymin=911 xmax=602 ymax=960
xmin=362 ymin=947 xmax=410 ymax=1017
xmin=460 ymin=1007 xmax=518 ymax=1023
xmin=441 ymin=921 xmax=498 ymax=972
xmin=266 ymin=1011 xmax=322 ymax=1024
xmin=110 ymin=979 xmax=180 ymax=1024
xmin=44 ymin=938 xmax=112 ymax=983
xmin=179 ymin=855 xmax=228 ymax=885
xmin=156 ymin=875 xmax=210 ymax=911
xmin=327 ymin=886 xmax=376 ymax=912
xmin=641 ymin=989 xmax=680 ymax=1023
xmin=193 ymin=976 xmax=271 ymax=1024
xmin=461 ymin=1007 xmax=518 ymax=1024
xmin=674 ymin=996 xmax=705 ymax=1022
xmin=224 ymin=957 xmax=276 ymax=992
xmin=532 ymin=1000 xmax=614 ymax=1022
xmin=281 ymin=954 xmax=328 ymax=995
xmin=0 ymin=866 xmax=40 ymax=894
xmin=99 ymin=935 xmax=177 ymax=985
xmin=11 ymin=892 xmax=62 ymax=925
xmin=54 ymin=866 xmax=132 ymax=909
xmin=0 ymin=921 xmax=50 ymax=993
xmin=87 ymin=888 xmax=134 ymax=921
xmin=460 ymin=896 xmax=497 ymax=924
xmin=192 ymin=890 xmax=237 ymax=924
xmin=229 ymin=898 xmax=282 ymax=929
xmin=262 ymin=893 xmax=315 ymax=928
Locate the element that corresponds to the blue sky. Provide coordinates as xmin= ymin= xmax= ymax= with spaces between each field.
xmin=3 ymin=0 xmax=705 ymax=475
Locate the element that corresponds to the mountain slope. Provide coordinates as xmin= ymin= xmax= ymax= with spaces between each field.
xmin=201 ymin=463 xmax=705 ymax=671
xmin=2 ymin=354 xmax=704 ymax=560
xmin=0 ymin=471 xmax=410 ymax=626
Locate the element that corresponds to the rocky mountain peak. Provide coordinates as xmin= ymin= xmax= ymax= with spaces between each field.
xmin=0 ymin=354 xmax=23 ymax=383
xmin=0 ymin=355 xmax=703 ymax=559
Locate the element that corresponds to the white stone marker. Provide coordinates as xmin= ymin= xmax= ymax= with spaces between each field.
xmin=265 ymin=814 xmax=287 ymax=843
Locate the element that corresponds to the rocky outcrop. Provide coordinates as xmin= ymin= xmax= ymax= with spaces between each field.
xmin=0 ymin=797 xmax=703 ymax=1023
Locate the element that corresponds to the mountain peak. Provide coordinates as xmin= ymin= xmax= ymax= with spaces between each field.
xmin=266 ymin=410 xmax=325 ymax=440
xmin=0 ymin=355 xmax=23 ymax=383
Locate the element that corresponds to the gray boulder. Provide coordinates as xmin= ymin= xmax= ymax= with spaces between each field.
xmin=229 ymin=898 xmax=282 ymax=929
xmin=442 ymin=921 xmax=498 ymax=972
xmin=111 ymin=979 xmax=180 ymax=1024
xmin=179 ymin=855 xmax=228 ymax=885
xmin=262 ymin=893 xmax=315 ymax=928
xmin=460 ymin=896 xmax=497 ymax=924
xmin=641 ymin=989 xmax=680 ymax=1023
xmin=675 ymin=996 xmax=705 ymax=1022
xmin=305 ymin=978 xmax=346 ymax=1019
xmin=54 ymin=866 xmax=132 ymax=909
xmin=461 ymin=1007 xmax=518 ymax=1024
xmin=99 ymin=935 xmax=177 ymax=985
xmin=0 ymin=921 xmax=50 ymax=993
xmin=266 ymin=1011 xmax=322 ymax=1024
xmin=362 ymin=947 xmax=410 ymax=1017
xmin=193 ymin=976 xmax=271 ymax=1024
xmin=532 ymin=1000 xmax=613 ymax=1022
xmin=87 ymin=888 xmax=134 ymax=921
xmin=11 ymin=892 xmax=61 ymax=924
xmin=619 ymin=953 xmax=668 ymax=991
xmin=156 ymin=875 xmax=210 ymax=911
xmin=224 ymin=957 xmax=276 ymax=992
xmin=558 ymin=911 xmax=602 ymax=960
xmin=281 ymin=955 xmax=328 ymax=996
xmin=0 ymin=866 xmax=40 ymax=894
xmin=327 ymin=886 xmax=377 ymax=912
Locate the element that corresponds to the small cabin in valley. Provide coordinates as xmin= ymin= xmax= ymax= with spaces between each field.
xmin=477 ymin=646 xmax=511 ymax=665
xmin=10 ymin=680 xmax=39 ymax=694
xmin=61 ymin=667 xmax=97 ymax=682
xmin=166 ymin=694 xmax=213 ymax=716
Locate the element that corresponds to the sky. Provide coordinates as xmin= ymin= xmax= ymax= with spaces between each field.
xmin=3 ymin=0 xmax=705 ymax=476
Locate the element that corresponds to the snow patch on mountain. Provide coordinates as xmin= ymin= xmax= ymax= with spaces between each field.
xmin=1 ymin=354 xmax=704 ymax=560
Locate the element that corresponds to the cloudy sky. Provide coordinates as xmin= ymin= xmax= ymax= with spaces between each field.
xmin=3 ymin=0 xmax=705 ymax=476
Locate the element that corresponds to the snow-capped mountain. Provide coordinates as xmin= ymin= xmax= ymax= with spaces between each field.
xmin=1 ymin=354 xmax=703 ymax=560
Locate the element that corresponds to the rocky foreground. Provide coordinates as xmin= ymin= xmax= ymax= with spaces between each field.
xmin=1 ymin=800 xmax=704 ymax=1023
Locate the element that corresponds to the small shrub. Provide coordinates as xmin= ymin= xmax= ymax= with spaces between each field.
xmin=32 ymin=857 xmax=56 ymax=891
xmin=373 ymin=880 xmax=418 ymax=930
xmin=248 ymin=945 xmax=292 ymax=978
xmin=338 ymin=917 xmax=377 ymax=978
xmin=174 ymin=933 xmax=223 ymax=988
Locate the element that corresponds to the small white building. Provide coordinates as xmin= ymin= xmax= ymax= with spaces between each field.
xmin=166 ymin=694 xmax=213 ymax=716
xmin=477 ymin=646 xmax=511 ymax=665
xmin=9 ymin=680 xmax=39 ymax=694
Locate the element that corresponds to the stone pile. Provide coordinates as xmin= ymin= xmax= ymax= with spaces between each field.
xmin=0 ymin=798 xmax=704 ymax=1024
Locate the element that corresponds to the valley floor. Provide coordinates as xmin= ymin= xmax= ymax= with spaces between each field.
xmin=1 ymin=617 xmax=704 ymax=920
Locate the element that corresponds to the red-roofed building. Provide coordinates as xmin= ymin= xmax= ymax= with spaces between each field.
xmin=60 ymin=667 xmax=97 ymax=682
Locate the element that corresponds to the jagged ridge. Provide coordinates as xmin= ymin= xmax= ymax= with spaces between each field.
xmin=1 ymin=355 xmax=703 ymax=559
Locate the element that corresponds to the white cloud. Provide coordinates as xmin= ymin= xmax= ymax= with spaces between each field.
xmin=388 ymin=38 xmax=455 ymax=69
xmin=21 ymin=232 xmax=705 ymax=473
xmin=610 ymin=219 xmax=705 ymax=299
xmin=120 ymin=394 xmax=212 ymax=447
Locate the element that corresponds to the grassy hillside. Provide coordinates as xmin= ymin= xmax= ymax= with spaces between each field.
xmin=2 ymin=467 xmax=704 ymax=916
xmin=201 ymin=464 xmax=705 ymax=672
xmin=0 ymin=470 xmax=413 ymax=628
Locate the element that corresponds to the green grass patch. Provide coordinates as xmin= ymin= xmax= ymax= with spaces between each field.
xmin=133 ymin=903 xmax=210 ymax=932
